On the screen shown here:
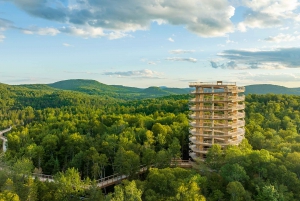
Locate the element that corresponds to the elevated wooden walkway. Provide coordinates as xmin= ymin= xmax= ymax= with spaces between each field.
xmin=31 ymin=161 xmax=192 ymax=188
xmin=0 ymin=127 xmax=11 ymax=152
xmin=171 ymin=159 xmax=193 ymax=168
xmin=1 ymin=127 xmax=193 ymax=188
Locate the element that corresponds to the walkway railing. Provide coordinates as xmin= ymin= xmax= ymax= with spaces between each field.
xmin=1 ymin=159 xmax=192 ymax=188
xmin=0 ymin=127 xmax=11 ymax=152
xmin=32 ymin=160 xmax=192 ymax=188
xmin=189 ymin=82 xmax=236 ymax=86
xmin=0 ymin=126 xmax=12 ymax=135
xmin=32 ymin=173 xmax=54 ymax=182
xmin=96 ymin=174 xmax=127 ymax=188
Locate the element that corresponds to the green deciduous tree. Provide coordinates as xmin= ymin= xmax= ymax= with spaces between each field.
xmin=0 ymin=190 xmax=20 ymax=201
xmin=220 ymin=163 xmax=249 ymax=183
xmin=54 ymin=168 xmax=88 ymax=201
xmin=256 ymin=185 xmax=280 ymax=201
xmin=154 ymin=149 xmax=171 ymax=168
xmin=226 ymin=181 xmax=246 ymax=201
xmin=206 ymin=144 xmax=224 ymax=170
xmin=141 ymin=148 xmax=156 ymax=168
xmin=114 ymin=147 xmax=140 ymax=177
xmin=175 ymin=175 xmax=206 ymax=201
xmin=168 ymin=137 xmax=181 ymax=161
xmin=286 ymin=152 xmax=300 ymax=178
xmin=111 ymin=181 xmax=142 ymax=201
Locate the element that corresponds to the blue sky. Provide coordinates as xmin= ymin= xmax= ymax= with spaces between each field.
xmin=1 ymin=0 xmax=300 ymax=88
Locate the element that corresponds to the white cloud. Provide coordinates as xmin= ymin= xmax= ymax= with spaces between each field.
xmin=20 ymin=25 xmax=129 ymax=39
xmin=237 ymin=12 xmax=282 ymax=31
xmin=0 ymin=18 xmax=13 ymax=42
xmin=59 ymin=26 xmax=128 ymax=39
xmin=23 ymin=27 xmax=60 ymax=36
xmin=103 ymin=69 xmax=164 ymax=79
xmin=239 ymin=72 xmax=300 ymax=82
xmin=264 ymin=33 xmax=300 ymax=43
xmin=60 ymin=26 xmax=105 ymax=38
xmin=168 ymin=37 xmax=174 ymax=42
xmin=169 ymin=49 xmax=195 ymax=54
xmin=0 ymin=34 xmax=5 ymax=42
xmin=11 ymin=0 xmax=235 ymax=37
xmin=22 ymin=30 xmax=33 ymax=34
xmin=37 ymin=27 xmax=60 ymax=36
xmin=280 ymin=26 xmax=290 ymax=30
xmin=63 ymin=43 xmax=73 ymax=47
xmin=226 ymin=38 xmax=237 ymax=44
xmin=107 ymin=31 xmax=129 ymax=40
xmin=148 ymin=61 xmax=157 ymax=65
xmin=243 ymin=0 xmax=299 ymax=14
xmin=166 ymin=57 xmax=197 ymax=63
xmin=237 ymin=0 xmax=300 ymax=31
xmin=2 ymin=14 xmax=121 ymax=41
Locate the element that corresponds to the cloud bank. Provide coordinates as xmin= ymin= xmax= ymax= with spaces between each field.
xmin=211 ymin=48 xmax=300 ymax=69
xmin=3 ymin=0 xmax=300 ymax=40
xmin=264 ymin=33 xmax=300 ymax=43
xmin=9 ymin=0 xmax=235 ymax=37
xmin=238 ymin=72 xmax=300 ymax=82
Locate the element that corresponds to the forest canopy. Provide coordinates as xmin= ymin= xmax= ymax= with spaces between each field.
xmin=1 ymin=83 xmax=300 ymax=200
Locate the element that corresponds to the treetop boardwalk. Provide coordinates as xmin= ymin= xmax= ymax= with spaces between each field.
xmin=1 ymin=127 xmax=192 ymax=189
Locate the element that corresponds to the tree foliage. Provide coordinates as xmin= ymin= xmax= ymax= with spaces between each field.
xmin=1 ymin=86 xmax=300 ymax=200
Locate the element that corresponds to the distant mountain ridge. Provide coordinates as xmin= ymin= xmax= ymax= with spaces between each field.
xmin=10 ymin=79 xmax=300 ymax=98
xmin=47 ymin=79 xmax=190 ymax=96
xmin=245 ymin=84 xmax=300 ymax=95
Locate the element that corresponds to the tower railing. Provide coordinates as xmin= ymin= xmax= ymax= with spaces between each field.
xmin=189 ymin=95 xmax=245 ymax=102
xmin=189 ymin=82 xmax=236 ymax=86
xmin=189 ymin=104 xmax=246 ymax=111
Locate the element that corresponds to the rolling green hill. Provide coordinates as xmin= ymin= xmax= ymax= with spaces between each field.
xmin=18 ymin=84 xmax=59 ymax=91
xmin=162 ymin=87 xmax=191 ymax=94
xmin=48 ymin=79 xmax=118 ymax=92
xmin=111 ymin=85 xmax=143 ymax=93
xmin=141 ymin=86 xmax=176 ymax=96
